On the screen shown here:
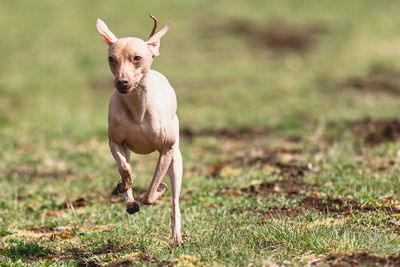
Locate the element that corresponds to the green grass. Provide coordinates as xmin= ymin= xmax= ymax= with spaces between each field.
xmin=1 ymin=0 xmax=400 ymax=266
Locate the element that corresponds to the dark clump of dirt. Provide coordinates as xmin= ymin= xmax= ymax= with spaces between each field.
xmin=344 ymin=65 xmax=400 ymax=95
xmin=320 ymin=252 xmax=400 ymax=267
xmin=208 ymin=148 xmax=309 ymax=178
xmin=232 ymin=194 xmax=400 ymax=219
xmin=180 ymin=126 xmax=271 ymax=140
xmin=243 ymin=178 xmax=312 ymax=196
xmin=351 ymin=118 xmax=400 ymax=146
xmin=225 ymin=19 xmax=328 ymax=52
xmin=220 ymin=175 xmax=313 ymax=200
xmin=59 ymin=197 xmax=89 ymax=209
xmin=302 ymin=195 xmax=372 ymax=213
xmin=302 ymin=195 xmax=400 ymax=214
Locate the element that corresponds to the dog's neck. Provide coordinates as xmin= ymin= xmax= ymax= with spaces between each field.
xmin=119 ymin=76 xmax=148 ymax=123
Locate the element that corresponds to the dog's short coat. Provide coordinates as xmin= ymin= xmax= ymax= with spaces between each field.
xmin=96 ymin=15 xmax=183 ymax=245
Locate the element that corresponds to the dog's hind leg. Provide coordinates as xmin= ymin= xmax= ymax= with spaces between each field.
xmin=168 ymin=146 xmax=183 ymax=246
xmin=109 ymin=141 xmax=139 ymax=214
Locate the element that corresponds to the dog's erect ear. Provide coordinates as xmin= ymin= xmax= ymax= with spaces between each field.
xmin=96 ymin=18 xmax=118 ymax=45
xmin=147 ymin=22 xmax=170 ymax=57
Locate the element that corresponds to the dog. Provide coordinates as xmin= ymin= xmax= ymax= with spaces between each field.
xmin=96 ymin=15 xmax=183 ymax=245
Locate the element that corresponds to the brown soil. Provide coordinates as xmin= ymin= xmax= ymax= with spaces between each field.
xmin=320 ymin=252 xmax=400 ymax=267
xmin=208 ymin=148 xmax=309 ymax=178
xmin=232 ymin=193 xmax=400 ymax=218
xmin=220 ymin=175 xmax=313 ymax=200
xmin=301 ymin=195 xmax=400 ymax=215
xmin=243 ymin=178 xmax=312 ymax=196
xmin=344 ymin=65 xmax=400 ymax=95
xmin=223 ymin=19 xmax=327 ymax=52
xmin=301 ymin=195 xmax=375 ymax=214
xmin=351 ymin=118 xmax=400 ymax=146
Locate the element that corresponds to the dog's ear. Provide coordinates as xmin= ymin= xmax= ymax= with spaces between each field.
xmin=147 ymin=23 xmax=170 ymax=57
xmin=96 ymin=18 xmax=118 ymax=45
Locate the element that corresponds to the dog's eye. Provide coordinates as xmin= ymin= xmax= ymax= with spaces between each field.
xmin=108 ymin=56 xmax=114 ymax=62
xmin=133 ymin=56 xmax=142 ymax=62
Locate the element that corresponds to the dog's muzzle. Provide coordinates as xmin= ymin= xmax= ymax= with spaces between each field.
xmin=115 ymin=77 xmax=130 ymax=94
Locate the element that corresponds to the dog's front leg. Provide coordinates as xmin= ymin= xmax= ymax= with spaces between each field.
xmin=141 ymin=149 xmax=173 ymax=205
xmin=109 ymin=141 xmax=139 ymax=214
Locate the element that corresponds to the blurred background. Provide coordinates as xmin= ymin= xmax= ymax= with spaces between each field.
xmin=1 ymin=0 xmax=400 ymax=139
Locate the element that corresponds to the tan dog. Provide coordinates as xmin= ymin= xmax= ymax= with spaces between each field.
xmin=96 ymin=15 xmax=183 ymax=245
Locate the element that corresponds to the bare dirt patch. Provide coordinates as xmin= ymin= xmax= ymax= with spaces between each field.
xmin=343 ymin=65 xmax=400 ymax=95
xmin=220 ymin=174 xmax=313 ymax=200
xmin=231 ymin=193 xmax=400 ymax=219
xmin=318 ymin=252 xmax=400 ymax=267
xmin=300 ymin=195 xmax=377 ymax=214
xmin=244 ymin=178 xmax=312 ymax=196
xmin=351 ymin=118 xmax=400 ymax=146
xmin=208 ymin=147 xmax=310 ymax=178
xmin=203 ymin=19 xmax=328 ymax=52
xmin=325 ymin=118 xmax=400 ymax=147
xmin=299 ymin=194 xmax=399 ymax=215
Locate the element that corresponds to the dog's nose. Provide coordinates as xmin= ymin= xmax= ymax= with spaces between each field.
xmin=116 ymin=77 xmax=129 ymax=87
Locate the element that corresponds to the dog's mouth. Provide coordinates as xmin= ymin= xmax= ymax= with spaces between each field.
xmin=116 ymin=86 xmax=133 ymax=94
xmin=115 ymin=83 xmax=136 ymax=94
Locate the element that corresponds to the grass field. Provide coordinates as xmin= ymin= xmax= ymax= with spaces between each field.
xmin=1 ymin=0 xmax=400 ymax=266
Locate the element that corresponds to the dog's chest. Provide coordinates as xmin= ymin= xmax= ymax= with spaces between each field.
xmin=108 ymin=108 xmax=175 ymax=154
xmin=122 ymin=123 xmax=157 ymax=154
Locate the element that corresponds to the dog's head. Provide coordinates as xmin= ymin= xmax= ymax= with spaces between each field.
xmin=96 ymin=15 xmax=170 ymax=94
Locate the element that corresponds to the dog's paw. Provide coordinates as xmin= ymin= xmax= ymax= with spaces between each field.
xmin=170 ymin=239 xmax=184 ymax=248
xmin=170 ymin=233 xmax=184 ymax=247
xmin=126 ymin=201 xmax=140 ymax=214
